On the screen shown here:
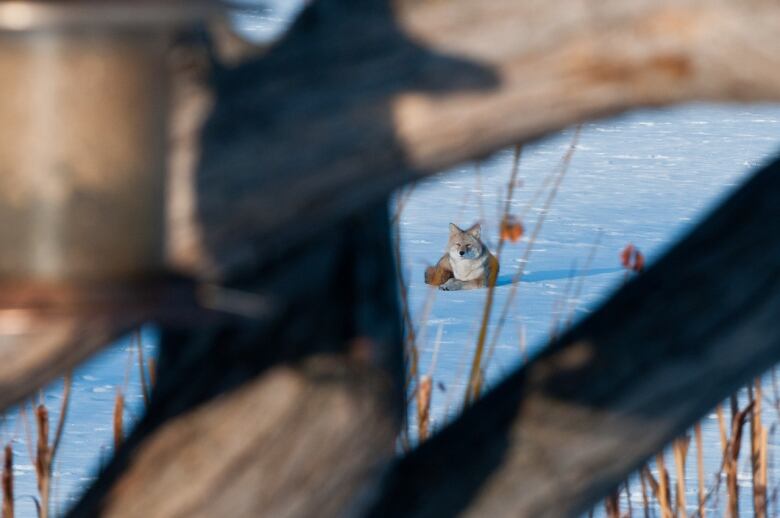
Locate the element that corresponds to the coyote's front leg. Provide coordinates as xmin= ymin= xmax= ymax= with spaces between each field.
xmin=440 ymin=278 xmax=481 ymax=291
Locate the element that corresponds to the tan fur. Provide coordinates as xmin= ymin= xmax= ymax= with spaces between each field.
xmin=424 ymin=223 xmax=499 ymax=290
xmin=424 ymin=257 xmax=454 ymax=286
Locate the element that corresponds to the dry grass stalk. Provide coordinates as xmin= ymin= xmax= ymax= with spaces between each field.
xmin=604 ymin=489 xmax=620 ymax=518
xmin=148 ymin=358 xmax=157 ymax=391
xmin=43 ymin=373 xmax=72 ymax=518
xmin=725 ymin=400 xmax=753 ymax=518
xmin=624 ymin=481 xmax=633 ymax=517
xmin=113 ymin=392 xmax=125 ymax=452
xmin=2 ymin=444 xmax=12 ymax=518
xmin=34 ymin=405 xmax=50 ymax=518
xmin=642 ymin=465 xmax=660 ymax=501
xmin=478 ymin=126 xmax=581 ymax=397
xmin=752 ymin=379 xmax=767 ymax=518
xmin=30 ymin=374 xmax=73 ymax=518
xmin=52 ymin=373 xmax=71 ymax=461
xmin=655 ymin=453 xmax=672 ymax=518
xmin=639 ymin=467 xmax=651 ymax=518
xmin=694 ymin=423 xmax=705 ymax=517
xmin=136 ymin=331 xmax=150 ymax=407
xmin=760 ymin=425 xmax=768 ymax=507
xmin=416 ymin=375 xmax=433 ymax=441
xmin=407 ymin=323 xmax=443 ymax=445
xmin=716 ymin=404 xmax=728 ymax=458
xmin=465 ymin=144 xmax=522 ymax=405
xmin=729 ymin=394 xmax=739 ymax=426
xmin=673 ymin=436 xmax=690 ymax=518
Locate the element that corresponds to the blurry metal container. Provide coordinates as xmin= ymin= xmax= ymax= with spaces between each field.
xmin=0 ymin=2 xmax=216 ymax=282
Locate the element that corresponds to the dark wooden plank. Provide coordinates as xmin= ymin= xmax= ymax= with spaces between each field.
xmin=166 ymin=0 xmax=780 ymax=279
xmin=367 ymin=156 xmax=780 ymax=517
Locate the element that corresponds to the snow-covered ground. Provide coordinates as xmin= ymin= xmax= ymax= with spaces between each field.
xmin=1 ymin=2 xmax=780 ymax=516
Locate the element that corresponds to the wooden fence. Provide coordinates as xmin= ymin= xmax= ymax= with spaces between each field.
xmin=1 ymin=0 xmax=780 ymax=516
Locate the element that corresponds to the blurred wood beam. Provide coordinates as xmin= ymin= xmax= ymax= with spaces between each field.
xmin=69 ymin=202 xmax=405 ymax=518
xmin=0 ymin=278 xmax=212 ymax=412
xmin=169 ymin=0 xmax=780 ymax=279
xmin=0 ymin=0 xmax=773 ymax=515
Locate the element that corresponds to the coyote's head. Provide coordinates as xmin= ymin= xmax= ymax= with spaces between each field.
xmin=447 ymin=223 xmax=483 ymax=260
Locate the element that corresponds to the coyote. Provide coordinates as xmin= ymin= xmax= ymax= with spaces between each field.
xmin=424 ymin=223 xmax=499 ymax=290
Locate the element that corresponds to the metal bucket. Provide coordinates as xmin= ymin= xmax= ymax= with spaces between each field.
xmin=0 ymin=2 xmax=216 ymax=282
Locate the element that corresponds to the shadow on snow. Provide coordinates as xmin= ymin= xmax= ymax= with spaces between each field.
xmin=495 ymin=267 xmax=622 ymax=287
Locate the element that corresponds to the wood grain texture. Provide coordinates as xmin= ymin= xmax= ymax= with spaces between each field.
xmin=99 ymin=356 xmax=397 ymax=518
xmin=0 ymin=278 xmax=217 ymax=413
xmin=368 ymin=156 xmax=780 ymax=517
xmin=0 ymin=315 xmax=126 ymax=411
xmin=170 ymin=0 xmax=780 ymax=280
xmin=69 ymin=202 xmax=405 ymax=518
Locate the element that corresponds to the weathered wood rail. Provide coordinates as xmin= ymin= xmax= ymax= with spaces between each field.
xmin=0 ymin=0 xmax=777 ymax=516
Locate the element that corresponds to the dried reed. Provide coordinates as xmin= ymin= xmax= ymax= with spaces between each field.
xmin=624 ymin=481 xmax=633 ymax=517
xmin=725 ymin=400 xmax=753 ymax=517
xmin=136 ymin=331 xmax=150 ymax=407
xmin=2 ymin=444 xmax=12 ymax=518
xmin=639 ymin=466 xmax=651 ymax=518
xmin=464 ymin=144 xmax=522 ymax=406
xmin=655 ymin=453 xmax=672 ymax=518
xmin=752 ymin=379 xmax=768 ymax=518
xmin=52 ymin=373 xmax=71 ymax=460
xmin=694 ymin=423 xmax=705 ymax=517
xmin=416 ymin=376 xmax=433 ymax=441
xmin=672 ymin=435 xmax=690 ymax=518
xmin=34 ymin=405 xmax=49 ymax=518
xmin=113 ymin=392 xmax=125 ymax=451
xmin=604 ymin=489 xmax=619 ymax=518
xmin=476 ymin=126 xmax=581 ymax=400
xmin=148 ymin=358 xmax=157 ymax=390
xmin=31 ymin=372 xmax=72 ymax=518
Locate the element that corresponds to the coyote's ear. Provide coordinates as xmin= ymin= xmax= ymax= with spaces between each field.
xmin=466 ymin=223 xmax=481 ymax=239
xmin=449 ymin=223 xmax=462 ymax=235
